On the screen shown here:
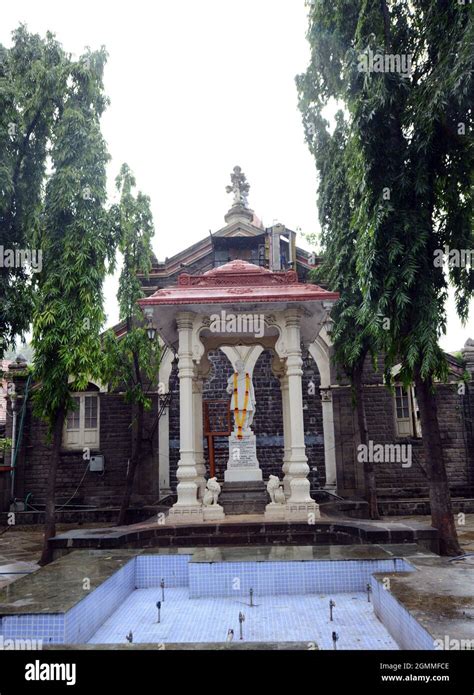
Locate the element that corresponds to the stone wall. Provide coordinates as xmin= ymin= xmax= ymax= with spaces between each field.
xmin=3 ymin=385 xmax=159 ymax=509
xmin=332 ymin=354 xmax=474 ymax=499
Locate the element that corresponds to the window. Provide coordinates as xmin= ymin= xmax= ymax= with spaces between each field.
xmin=64 ymin=393 xmax=100 ymax=449
xmin=394 ymin=385 xmax=421 ymax=438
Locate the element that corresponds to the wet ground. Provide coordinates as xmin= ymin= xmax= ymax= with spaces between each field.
xmin=0 ymin=523 xmax=114 ymax=589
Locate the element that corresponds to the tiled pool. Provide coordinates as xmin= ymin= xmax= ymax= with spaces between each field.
xmin=88 ymin=587 xmax=398 ymax=649
xmin=0 ymin=551 xmax=438 ymax=649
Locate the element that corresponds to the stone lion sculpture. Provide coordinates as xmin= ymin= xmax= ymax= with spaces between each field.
xmin=267 ymin=475 xmax=285 ymax=505
xmin=203 ymin=477 xmax=221 ymax=507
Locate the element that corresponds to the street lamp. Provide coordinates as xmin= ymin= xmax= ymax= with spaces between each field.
xmin=143 ymin=306 xmax=156 ymax=342
xmin=147 ymin=323 xmax=156 ymax=342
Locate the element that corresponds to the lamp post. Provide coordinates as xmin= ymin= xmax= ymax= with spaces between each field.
xmin=144 ymin=307 xmax=156 ymax=342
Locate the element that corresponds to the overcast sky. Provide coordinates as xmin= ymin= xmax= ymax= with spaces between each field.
xmin=2 ymin=0 xmax=472 ymax=352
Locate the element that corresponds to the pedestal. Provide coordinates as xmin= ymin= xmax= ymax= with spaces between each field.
xmin=202 ymin=504 xmax=225 ymax=522
xmin=224 ymin=432 xmax=263 ymax=483
xmin=264 ymin=502 xmax=287 ymax=521
xmin=285 ymin=501 xmax=320 ymax=522
xmin=168 ymin=504 xmax=204 ymax=524
xmin=220 ymin=481 xmax=267 ymax=515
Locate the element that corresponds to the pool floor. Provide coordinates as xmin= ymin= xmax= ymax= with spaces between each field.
xmin=88 ymin=588 xmax=399 ymax=649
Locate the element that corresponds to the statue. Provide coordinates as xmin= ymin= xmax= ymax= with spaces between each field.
xmin=203 ymin=477 xmax=221 ymax=507
xmin=226 ymin=166 xmax=250 ymax=209
xmin=226 ymin=360 xmax=256 ymax=438
xmin=267 ymin=475 xmax=285 ymax=505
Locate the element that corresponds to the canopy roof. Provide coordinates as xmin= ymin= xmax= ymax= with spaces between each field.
xmin=140 ymin=259 xmax=338 ymax=306
xmin=138 ymin=259 xmax=339 ymax=348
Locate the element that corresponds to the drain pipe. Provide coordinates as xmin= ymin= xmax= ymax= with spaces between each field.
xmin=9 ymin=383 xmax=17 ymax=500
xmin=9 ymin=373 xmax=32 ymax=501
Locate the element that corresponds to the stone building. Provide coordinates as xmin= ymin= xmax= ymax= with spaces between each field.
xmin=1 ymin=169 xmax=473 ymax=516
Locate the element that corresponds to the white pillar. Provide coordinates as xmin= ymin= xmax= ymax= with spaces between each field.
xmin=280 ymin=374 xmax=292 ymax=496
xmin=308 ymin=337 xmax=338 ymax=492
xmin=158 ymin=347 xmax=174 ymax=495
xmin=168 ymin=312 xmax=203 ymax=523
xmin=193 ymin=373 xmax=207 ymax=498
xmin=284 ymin=309 xmax=319 ymax=520
xmin=320 ymin=388 xmax=337 ymax=489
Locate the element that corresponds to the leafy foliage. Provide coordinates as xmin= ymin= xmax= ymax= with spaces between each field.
xmin=31 ymin=39 xmax=115 ymax=428
xmin=0 ymin=27 xmax=68 ymax=357
xmin=298 ymin=0 xmax=473 ymax=385
xmin=101 ymin=163 xmax=159 ymax=408
xmin=297 ymin=0 xmax=473 ymax=552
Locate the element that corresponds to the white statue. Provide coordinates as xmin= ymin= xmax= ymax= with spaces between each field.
xmin=267 ymin=475 xmax=285 ymax=505
xmin=226 ymin=165 xmax=250 ymax=208
xmin=226 ymin=360 xmax=256 ymax=436
xmin=203 ymin=477 xmax=221 ymax=507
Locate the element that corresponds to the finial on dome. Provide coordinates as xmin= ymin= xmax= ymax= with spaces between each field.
xmin=224 ymin=166 xmax=254 ymax=224
xmin=226 ymin=165 xmax=250 ymax=209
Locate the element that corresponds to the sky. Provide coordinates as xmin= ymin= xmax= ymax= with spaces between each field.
xmin=2 ymin=0 xmax=472 ymax=352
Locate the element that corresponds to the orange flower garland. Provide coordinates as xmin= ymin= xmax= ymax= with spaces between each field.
xmin=233 ymin=372 xmax=250 ymax=440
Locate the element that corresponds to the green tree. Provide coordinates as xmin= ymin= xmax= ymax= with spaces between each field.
xmin=0 ymin=27 xmax=68 ymax=357
xmin=298 ymin=106 xmax=380 ymax=518
xmin=32 ymin=44 xmax=115 ymax=565
xmin=102 ymin=163 xmax=159 ymax=526
xmin=298 ymin=0 xmax=473 ymax=554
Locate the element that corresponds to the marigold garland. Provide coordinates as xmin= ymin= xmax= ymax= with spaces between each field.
xmin=233 ymin=372 xmax=250 ymax=440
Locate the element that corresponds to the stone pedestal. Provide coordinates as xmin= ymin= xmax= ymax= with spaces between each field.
xmin=264 ymin=500 xmax=320 ymax=522
xmin=224 ymin=432 xmax=263 ymax=483
xmin=285 ymin=501 xmax=320 ymax=522
xmin=168 ymin=505 xmax=204 ymax=524
xmin=219 ymin=481 xmax=267 ymax=515
xmin=264 ymin=502 xmax=287 ymax=521
xmin=202 ymin=504 xmax=225 ymax=522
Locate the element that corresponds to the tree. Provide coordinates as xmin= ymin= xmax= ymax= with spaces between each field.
xmin=32 ymin=43 xmax=115 ymax=565
xmin=102 ymin=164 xmax=159 ymax=526
xmin=0 ymin=27 xmax=67 ymax=358
xmin=297 ymin=104 xmax=380 ymax=518
xmin=298 ymin=0 xmax=473 ymax=554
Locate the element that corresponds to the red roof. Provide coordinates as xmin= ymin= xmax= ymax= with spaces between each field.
xmin=139 ymin=259 xmax=338 ymax=307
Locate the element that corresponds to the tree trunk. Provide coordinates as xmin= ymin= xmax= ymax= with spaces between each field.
xmin=39 ymin=405 xmax=66 ymax=566
xmin=117 ymin=400 xmax=144 ymax=526
xmin=353 ymin=365 xmax=380 ymax=520
xmin=414 ymin=368 xmax=461 ymax=556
